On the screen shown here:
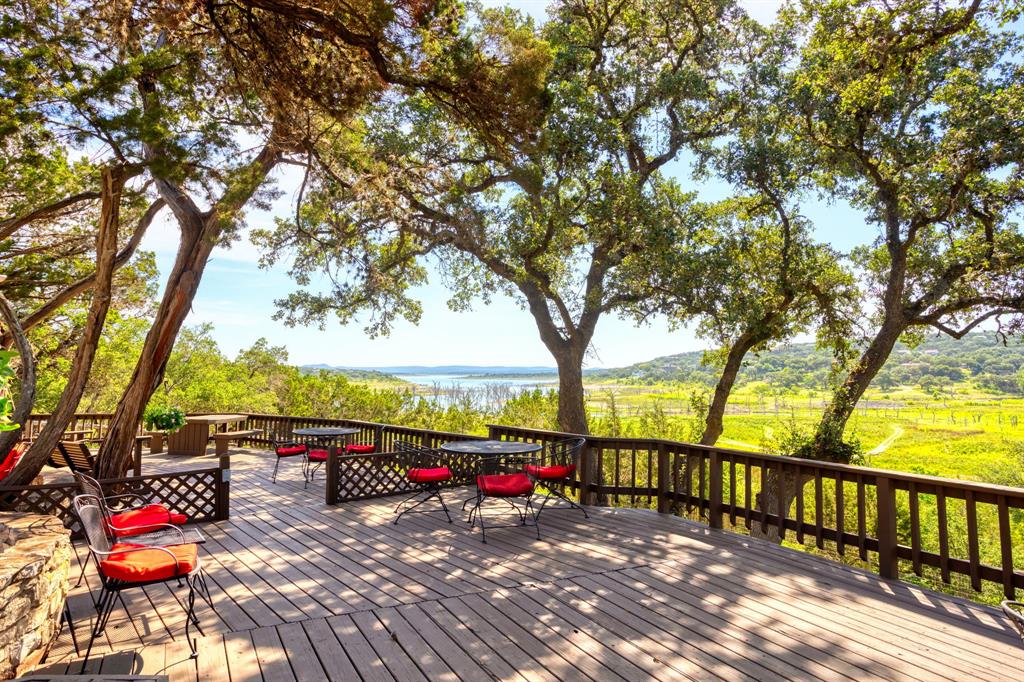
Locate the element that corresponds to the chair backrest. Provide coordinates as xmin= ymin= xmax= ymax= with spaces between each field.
xmin=59 ymin=440 xmax=96 ymax=473
xmin=393 ymin=440 xmax=444 ymax=469
xmin=546 ymin=437 xmax=586 ymax=465
xmin=72 ymin=494 xmax=114 ymax=555
xmin=1003 ymin=601 xmax=1024 ymax=644
xmin=74 ymin=471 xmax=106 ymax=503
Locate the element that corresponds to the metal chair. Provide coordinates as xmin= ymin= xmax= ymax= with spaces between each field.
xmin=1002 ymin=601 xmax=1024 ymax=645
xmin=71 ymin=472 xmax=189 ymax=589
xmin=468 ymin=455 xmax=540 ymax=544
xmin=392 ymin=440 xmax=454 ymax=525
xmin=269 ymin=437 xmax=308 ymax=483
xmin=71 ymin=494 xmax=211 ymax=663
xmin=522 ymin=437 xmax=588 ymax=520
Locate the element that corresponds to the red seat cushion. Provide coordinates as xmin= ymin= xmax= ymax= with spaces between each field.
xmin=307 ymin=448 xmax=329 ymax=462
xmin=0 ymin=444 xmax=25 ymax=482
xmin=110 ymin=505 xmax=188 ymax=537
xmin=346 ymin=443 xmax=376 ymax=454
xmin=276 ymin=445 xmax=307 ymax=457
xmin=524 ymin=463 xmax=576 ymax=480
xmin=478 ymin=472 xmax=533 ymax=497
xmin=408 ymin=467 xmax=452 ymax=483
xmin=100 ymin=542 xmax=199 ymax=582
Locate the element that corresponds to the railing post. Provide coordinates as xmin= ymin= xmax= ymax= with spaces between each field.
xmin=708 ymin=449 xmax=723 ymax=529
xmin=373 ymin=425 xmax=383 ymax=452
xmin=876 ymin=475 xmax=898 ymax=580
xmin=578 ymin=440 xmax=594 ymax=506
xmin=216 ymin=453 xmax=231 ymax=520
xmin=656 ymin=442 xmax=671 ymax=514
xmin=326 ymin=446 xmax=339 ymax=505
xmin=133 ymin=436 xmax=147 ymax=477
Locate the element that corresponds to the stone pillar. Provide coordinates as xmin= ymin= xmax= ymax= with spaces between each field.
xmin=0 ymin=513 xmax=72 ymax=680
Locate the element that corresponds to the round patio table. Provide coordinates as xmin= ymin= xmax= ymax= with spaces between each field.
xmin=292 ymin=427 xmax=361 ymax=454
xmin=440 ymin=439 xmax=542 ymax=474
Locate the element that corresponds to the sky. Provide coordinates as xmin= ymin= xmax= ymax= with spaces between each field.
xmin=136 ymin=0 xmax=876 ymax=370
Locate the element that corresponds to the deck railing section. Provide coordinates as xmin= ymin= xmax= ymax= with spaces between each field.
xmin=17 ymin=413 xmax=1024 ymax=599
xmin=487 ymin=424 xmax=1024 ymax=601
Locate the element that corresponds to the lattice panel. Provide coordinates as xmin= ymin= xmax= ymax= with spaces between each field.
xmin=0 ymin=468 xmax=221 ymax=538
xmin=333 ymin=451 xmax=480 ymax=503
xmin=111 ymin=469 xmax=220 ymax=522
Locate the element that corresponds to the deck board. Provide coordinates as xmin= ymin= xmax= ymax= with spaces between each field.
xmin=40 ymin=449 xmax=1024 ymax=681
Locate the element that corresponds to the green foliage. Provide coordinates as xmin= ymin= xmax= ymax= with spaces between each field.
xmin=142 ymin=406 xmax=186 ymax=434
xmin=0 ymin=350 xmax=19 ymax=432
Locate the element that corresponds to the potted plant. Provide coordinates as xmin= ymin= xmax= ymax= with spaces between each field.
xmin=142 ymin=405 xmax=186 ymax=453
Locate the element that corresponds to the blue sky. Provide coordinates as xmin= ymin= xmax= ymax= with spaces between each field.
xmin=138 ymin=0 xmax=875 ymax=369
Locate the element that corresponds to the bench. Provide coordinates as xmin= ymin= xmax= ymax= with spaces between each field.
xmin=211 ymin=429 xmax=263 ymax=455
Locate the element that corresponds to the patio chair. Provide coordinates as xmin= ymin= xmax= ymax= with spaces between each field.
xmin=346 ymin=425 xmax=382 ymax=454
xmin=522 ymin=437 xmax=588 ymax=520
xmin=1002 ymin=601 xmax=1024 ymax=645
xmin=72 ymin=472 xmax=188 ymax=587
xmin=392 ymin=440 xmax=454 ymax=525
xmin=71 ymin=494 xmax=211 ymax=663
xmin=304 ymin=444 xmax=330 ymax=489
xmin=468 ymin=458 xmax=540 ymax=544
xmin=269 ymin=437 xmax=308 ymax=483
xmin=0 ymin=442 xmax=26 ymax=484
xmin=57 ymin=439 xmax=98 ymax=474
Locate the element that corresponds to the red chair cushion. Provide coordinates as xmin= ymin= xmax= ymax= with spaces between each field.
xmin=100 ymin=542 xmax=199 ymax=582
xmin=478 ymin=472 xmax=533 ymax=497
xmin=307 ymin=449 xmax=329 ymax=462
xmin=0 ymin=444 xmax=25 ymax=482
xmin=524 ymin=463 xmax=576 ymax=480
xmin=276 ymin=445 xmax=307 ymax=457
xmin=346 ymin=443 xmax=376 ymax=454
xmin=408 ymin=467 xmax=452 ymax=483
xmin=110 ymin=505 xmax=188 ymax=537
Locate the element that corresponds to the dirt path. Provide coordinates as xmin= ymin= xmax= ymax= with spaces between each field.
xmin=867 ymin=424 xmax=905 ymax=455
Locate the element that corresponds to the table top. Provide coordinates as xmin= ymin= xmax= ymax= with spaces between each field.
xmin=123 ymin=526 xmax=205 ymax=547
xmin=439 ymin=439 xmax=542 ymax=456
xmin=186 ymin=414 xmax=247 ymax=425
xmin=292 ymin=427 xmax=361 ymax=437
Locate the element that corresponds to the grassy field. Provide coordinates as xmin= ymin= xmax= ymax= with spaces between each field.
xmin=583 ymin=380 xmax=1024 ymax=484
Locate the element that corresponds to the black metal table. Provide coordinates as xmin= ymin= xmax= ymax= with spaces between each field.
xmin=292 ymin=427 xmax=360 ymax=454
xmin=440 ymin=439 xmax=542 ymax=476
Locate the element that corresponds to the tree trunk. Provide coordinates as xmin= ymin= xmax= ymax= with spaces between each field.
xmin=813 ymin=313 xmax=906 ymax=460
xmin=749 ymin=468 xmax=813 ymax=542
xmin=553 ymin=349 xmax=588 ymax=435
xmin=0 ymin=293 xmax=35 ymax=463
xmin=7 ymin=167 xmax=127 ymax=485
xmin=95 ymin=217 xmax=218 ymax=477
xmin=701 ymin=330 xmax=761 ymax=446
xmin=96 ymin=140 xmax=280 ymax=478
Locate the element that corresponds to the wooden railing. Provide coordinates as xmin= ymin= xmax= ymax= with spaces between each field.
xmin=17 ymin=412 xmax=1023 ymax=600
xmin=489 ymin=424 xmax=1024 ymax=601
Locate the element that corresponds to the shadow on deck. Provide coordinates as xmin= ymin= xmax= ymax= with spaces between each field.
xmin=32 ymin=448 xmax=1024 ymax=681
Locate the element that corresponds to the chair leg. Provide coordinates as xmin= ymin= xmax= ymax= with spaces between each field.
xmin=184 ymin=576 xmax=199 ymax=657
xmin=83 ymin=585 xmax=117 ymax=664
xmin=74 ymin=547 xmax=93 ymax=588
xmin=61 ymin=602 xmax=80 ymax=656
xmin=535 ymin=481 xmax=589 ymax=520
xmin=271 ymin=457 xmax=281 ymax=483
xmin=394 ymin=485 xmax=452 ymax=525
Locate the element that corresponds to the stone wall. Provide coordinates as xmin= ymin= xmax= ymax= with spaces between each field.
xmin=0 ymin=513 xmax=71 ymax=680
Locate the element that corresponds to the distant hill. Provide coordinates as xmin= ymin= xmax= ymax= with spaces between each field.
xmin=591 ymin=332 xmax=1024 ymax=394
xmin=299 ymin=366 xmax=404 ymax=382
xmin=306 ymin=364 xmax=560 ymax=376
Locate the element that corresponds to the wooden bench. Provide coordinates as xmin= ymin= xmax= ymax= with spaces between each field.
xmin=211 ymin=429 xmax=263 ymax=455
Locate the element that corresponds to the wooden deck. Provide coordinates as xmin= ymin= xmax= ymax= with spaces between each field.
xmin=33 ymin=449 xmax=1024 ymax=681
